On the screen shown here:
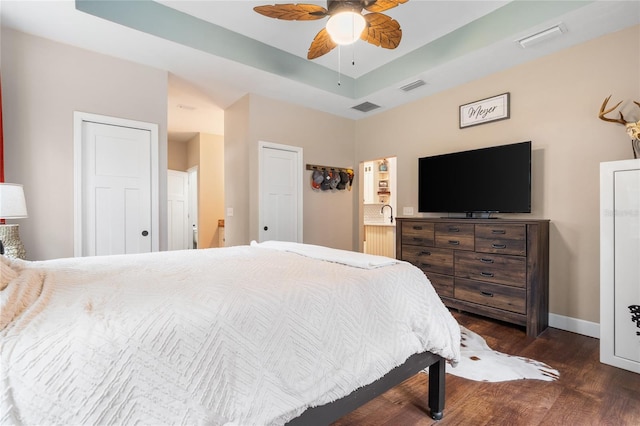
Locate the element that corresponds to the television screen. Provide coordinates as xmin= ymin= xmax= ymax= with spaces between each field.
xmin=418 ymin=141 xmax=531 ymax=214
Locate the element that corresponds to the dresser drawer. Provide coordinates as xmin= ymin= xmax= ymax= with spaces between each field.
xmin=402 ymin=245 xmax=453 ymax=275
xmin=401 ymin=221 xmax=435 ymax=246
xmin=455 ymin=251 xmax=526 ymax=288
xmin=475 ymin=224 xmax=526 ymax=256
xmin=435 ymin=223 xmax=474 ymax=250
xmin=426 ymin=272 xmax=454 ymax=298
xmin=454 ymin=278 xmax=526 ymax=314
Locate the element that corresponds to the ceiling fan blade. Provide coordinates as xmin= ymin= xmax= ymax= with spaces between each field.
xmin=253 ymin=4 xmax=328 ymax=20
xmin=364 ymin=0 xmax=408 ymax=13
xmin=361 ymin=12 xmax=402 ymax=49
xmin=307 ymin=28 xmax=337 ymax=59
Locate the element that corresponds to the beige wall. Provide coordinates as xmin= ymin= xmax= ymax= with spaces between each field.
xmin=225 ymin=94 xmax=356 ymax=249
xmin=1 ymin=28 xmax=169 ymax=260
xmin=168 ymin=139 xmax=188 ymax=171
xmin=354 ymin=25 xmax=640 ymax=323
xmin=224 ymin=95 xmax=251 ymax=246
xmin=186 ymin=134 xmax=200 ymax=171
xmin=196 ymin=133 xmax=224 ymax=248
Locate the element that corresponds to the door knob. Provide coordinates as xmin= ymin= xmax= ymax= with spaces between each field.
xmin=264 ymin=226 xmax=268 ymax=231
xmin=141 ymin=230 xmax=149 ymax=236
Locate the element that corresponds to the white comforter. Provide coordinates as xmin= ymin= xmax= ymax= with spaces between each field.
xmin=0 ymin=243 xmax=460 ymax=425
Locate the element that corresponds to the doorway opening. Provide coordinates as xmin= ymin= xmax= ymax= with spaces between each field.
xmin=167 ymin=74 xmax=225 ymax=249
xmin=167 ymin=133 xmax=224 ymax=249
xmin=360 ymin=156 xmax=397 ymax=257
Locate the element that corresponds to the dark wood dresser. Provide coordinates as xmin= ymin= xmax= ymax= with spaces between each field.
xmin=396 ymin=217 xmax=549 ymax=337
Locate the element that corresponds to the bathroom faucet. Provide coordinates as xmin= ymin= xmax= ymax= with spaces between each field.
xmin=381 ymin=204 xmax=394 ymax=223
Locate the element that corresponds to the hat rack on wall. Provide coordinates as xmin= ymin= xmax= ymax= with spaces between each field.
xmin=306 ymin=163 xmax=355 ymax=191
xmin=305 ymin=164 xmax=352 ymax=173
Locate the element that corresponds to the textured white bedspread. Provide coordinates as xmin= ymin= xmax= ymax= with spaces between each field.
xmin=0 ymin=244 xmax=460 ymax=425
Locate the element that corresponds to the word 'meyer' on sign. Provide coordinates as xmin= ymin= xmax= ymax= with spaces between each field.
xmin=460 ymin=93 xmax=510 ymax=128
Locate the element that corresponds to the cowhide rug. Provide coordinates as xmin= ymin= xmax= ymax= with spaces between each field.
xmin=432 ymin=326 xmax=560 ymax=382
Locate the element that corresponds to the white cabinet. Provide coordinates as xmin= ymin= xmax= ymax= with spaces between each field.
xmin=363 ymin=162 xmax=375 ymax=204
xmin=364 ymin=160 xmax=394 ymax=205
xmin=600 ymin=159 xmax=640 ymax=373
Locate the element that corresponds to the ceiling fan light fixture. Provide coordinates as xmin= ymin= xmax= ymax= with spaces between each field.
xmin=326 ymin=11 xmax=366 ymax=45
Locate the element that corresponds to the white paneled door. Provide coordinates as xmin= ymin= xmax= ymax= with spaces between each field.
xmin=259 ymin=142 xmax=302 ymax=243
xmin=167 ymin=170 xmax=190 ymax=251
xmin=79 ymin=119 xmax=153 ymax=256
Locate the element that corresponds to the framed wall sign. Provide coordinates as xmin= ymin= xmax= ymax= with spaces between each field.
xmin=459 ymin=92 xmax=510 ymax=128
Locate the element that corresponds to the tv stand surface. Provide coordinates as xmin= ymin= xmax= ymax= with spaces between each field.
xmin=396 ymin=217 xmax=549 ymax=337
xmin=440 ymin=216 xmax=500 ymax=219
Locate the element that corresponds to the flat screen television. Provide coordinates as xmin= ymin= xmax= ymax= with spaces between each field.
xmin=418 ymin=141 xmax=531 ymax=215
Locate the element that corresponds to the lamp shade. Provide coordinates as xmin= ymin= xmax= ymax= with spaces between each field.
xmin=326 ymin=11 xmax=366 ymax=45
xmin=0 ymin=183 xmax=28 ymax=219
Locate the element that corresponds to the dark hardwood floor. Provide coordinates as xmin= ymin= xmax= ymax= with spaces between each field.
xmin=332 ymin=311 xmax=640 ymax=425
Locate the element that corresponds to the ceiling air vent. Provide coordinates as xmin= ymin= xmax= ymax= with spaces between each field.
xmin=399 ymin=79 xmax=426 ymax=92
xmin=517 ymin=24 xmax=566 ymax=48
xmin=351 ymin=101 xmax=380 ymax=113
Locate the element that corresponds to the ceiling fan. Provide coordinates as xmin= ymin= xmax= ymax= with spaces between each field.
xmin=254 ymin=0 xmax=408 ymax=60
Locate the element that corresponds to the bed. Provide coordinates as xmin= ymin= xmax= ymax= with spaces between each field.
xmin=0 ymin=241 xmax=460 ymax=425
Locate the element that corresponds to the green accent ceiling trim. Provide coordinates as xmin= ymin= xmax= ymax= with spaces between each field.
xmin=356 ymin=0 xmax=594 ymax=97
xmin=76 ymin=0 xmax=593 ymax=101
xmin=75 ymin=0 xmax=357 ymax=97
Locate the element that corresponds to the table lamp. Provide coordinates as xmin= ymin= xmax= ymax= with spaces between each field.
xmin=0 ymin=183 xmax=28 ymax=259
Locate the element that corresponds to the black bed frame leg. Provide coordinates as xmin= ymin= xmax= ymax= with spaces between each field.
xmin=428 ymin=359 xmax=445 ymax=420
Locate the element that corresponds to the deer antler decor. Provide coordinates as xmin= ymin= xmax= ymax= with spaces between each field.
xmin=599 ymin=95 xmax=640 ymax=158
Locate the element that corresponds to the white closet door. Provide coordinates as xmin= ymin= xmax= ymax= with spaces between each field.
xmin=258 ymin=142 xmax=302 ymax=243
xmin=82 ymin=121 xmax=152 ymax=256
xmin=600 ymin=159 xmax=640 ymax=373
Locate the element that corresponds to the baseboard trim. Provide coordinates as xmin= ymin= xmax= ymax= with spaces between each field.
xmin=549 ymin=313 xmax=600 ymax=338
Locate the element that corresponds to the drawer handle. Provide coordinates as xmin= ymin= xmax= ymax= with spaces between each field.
xmin=492 ymin=229 xmax=506 ymax=234
xmin=448 ymin=227 xmax=460 ymax=232
xmin=492 ymin=244 xmax=507 ymax=249
xmin=480 ymin=272 xmax=495 ymax=278
xmin=420 ymin=263 xmax=432 ymax=268
xmin=480 ymin=291 xmax=494 ymax=297
xmin=420 ymin=251 xmax=431 ymax=256
xmin=412 ymin=226 xmax=423 ymax=230
xmin=480 ymin=258 xmax=494 ymax=264
xmin=448 ymin=240 xmax=460 ymax=246
xmin=413 ymin=237 xmax=424 ymax=242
